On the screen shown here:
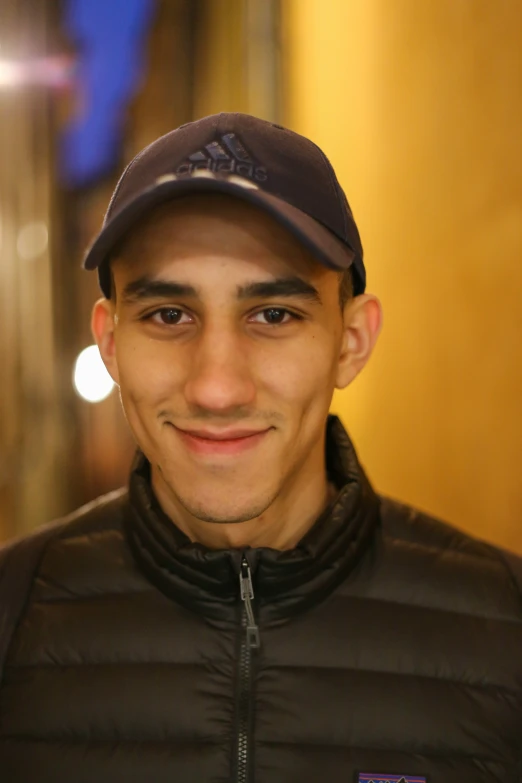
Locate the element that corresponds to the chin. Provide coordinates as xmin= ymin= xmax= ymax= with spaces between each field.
xmin=172 ymin=485 xmax=275 ymax=526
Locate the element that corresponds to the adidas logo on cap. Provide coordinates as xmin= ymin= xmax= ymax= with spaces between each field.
xmin=176 ymin=133 xmax=268 ymax=182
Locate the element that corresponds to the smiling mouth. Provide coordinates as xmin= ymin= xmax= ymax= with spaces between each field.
xmin=172 ymin=426 xmax=272 ymax=456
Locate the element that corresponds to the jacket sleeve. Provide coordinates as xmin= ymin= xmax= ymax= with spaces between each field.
xmin=0 ymin=523 xmax=61 ymax=685
xmin=497 ymin=546 xmax=522 ymax=610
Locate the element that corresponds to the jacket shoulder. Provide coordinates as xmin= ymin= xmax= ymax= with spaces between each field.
xmin=376 ymin=495 xmax=522 ymax=616
xmin=0 ymin=488 xmax=132 ymax=679
xmin=0 ymin=487 xmax=129 ymax=569
xmin=379 ymin=495 xmax=498 ymax=557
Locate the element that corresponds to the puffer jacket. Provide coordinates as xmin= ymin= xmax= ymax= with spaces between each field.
xmin=0 ymin=415 xmax=521 ymax=783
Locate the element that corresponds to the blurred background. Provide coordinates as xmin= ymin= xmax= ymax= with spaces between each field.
xmin=0 ymin=0 xmax=521 ymax=550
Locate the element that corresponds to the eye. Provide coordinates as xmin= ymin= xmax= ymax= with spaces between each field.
xmin=146 ymin=308 xmax=192 ymax=325
xmin=250 ymin=308 xmax=301 ymax=325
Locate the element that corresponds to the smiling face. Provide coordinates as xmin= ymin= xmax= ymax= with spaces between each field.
xmin=92 ymin=193 xmax=382 ymax=548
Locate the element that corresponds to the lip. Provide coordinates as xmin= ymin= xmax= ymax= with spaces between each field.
xmin=178 ymin=427 xmax=268 ymax=441
xmin=173 ymin=426 xmax=271 ymax=456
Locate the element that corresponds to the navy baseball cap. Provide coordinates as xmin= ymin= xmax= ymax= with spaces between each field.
xmin=83 ymin=112 xmax=366 ymax=298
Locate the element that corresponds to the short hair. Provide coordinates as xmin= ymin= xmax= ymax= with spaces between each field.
xmin=338 ymin=268 xmax=354 ymax=309
xmin=109 ymin=264 xmax=116 ymax=302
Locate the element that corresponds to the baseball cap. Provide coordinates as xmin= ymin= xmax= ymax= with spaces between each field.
xmin=83 ymin=112 xmax=366 ymax=298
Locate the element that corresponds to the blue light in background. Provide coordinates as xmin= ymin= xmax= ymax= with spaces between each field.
xmin=61 ymin=0 xmax=156 ymax=188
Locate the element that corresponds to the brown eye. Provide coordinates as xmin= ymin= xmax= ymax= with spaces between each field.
xmin=160 ymin=309 xmax=182 ymax=324
xmin=251 ymin=308 xmax=297 ymax=325
xmin=148 ymin=308 xmax=191 ymax=325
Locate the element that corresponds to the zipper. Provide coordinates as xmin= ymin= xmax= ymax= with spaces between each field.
xmin=239 ymin=556 xmax=260 ymax=650
xmin=236 ymin=555 xmax=260 ymax=783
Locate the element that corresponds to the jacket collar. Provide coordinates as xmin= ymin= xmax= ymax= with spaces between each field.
xmin=124 ymin=415 xmax=381 ymax=623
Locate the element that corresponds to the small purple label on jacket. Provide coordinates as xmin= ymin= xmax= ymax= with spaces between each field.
xmin=358 ymin=775 xmax=427 ymax=783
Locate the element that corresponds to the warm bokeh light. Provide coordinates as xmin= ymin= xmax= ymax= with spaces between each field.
xmin=16 ymin=221 xmax=48 ymax=260
xmin=0 ymin=57 xmax=73 ymax=88
xmin=73 ymin=345 xmax=115 ymax=403
xmin=0 ymin=60 xmax=23 ymax=87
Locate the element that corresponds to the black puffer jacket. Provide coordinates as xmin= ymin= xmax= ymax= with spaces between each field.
xmin=0 ymin=415 xmax=521 ymax=783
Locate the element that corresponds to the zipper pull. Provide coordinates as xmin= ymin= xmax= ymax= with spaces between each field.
xmin=239 ymin=556 xmax=260 ymax=649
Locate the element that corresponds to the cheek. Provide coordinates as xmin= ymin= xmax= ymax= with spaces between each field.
xmin=258 ymin=333 xmax=337 ymax=404
xmin=115 ymin=339 xmax=184 ymax=408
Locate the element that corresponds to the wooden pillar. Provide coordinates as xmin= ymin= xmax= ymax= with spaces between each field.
xmin=0 ymin=0 xmax=67 ymax=539
xmin=192 ymin=0 xmax=281 ymax=121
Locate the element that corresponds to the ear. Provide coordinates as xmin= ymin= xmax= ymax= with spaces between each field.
xmin=91 ymin=298 xmax=120 ymax=385
xmin=335 ymin=294 xmax=383 ymax=389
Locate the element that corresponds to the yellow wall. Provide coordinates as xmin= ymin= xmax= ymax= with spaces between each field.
xmin=283 ymin=0 xmax=522 ymax=551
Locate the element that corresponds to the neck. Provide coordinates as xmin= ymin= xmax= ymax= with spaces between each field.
xmin=150 ymin=463 xmax=338 ymax=551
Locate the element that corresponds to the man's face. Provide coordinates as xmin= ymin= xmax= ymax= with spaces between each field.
xmin=94 ymin=194 xmax=373 ymax=526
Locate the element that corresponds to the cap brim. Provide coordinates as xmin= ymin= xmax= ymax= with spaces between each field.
xmin=83 ymin=175 xmax=363 ymax=295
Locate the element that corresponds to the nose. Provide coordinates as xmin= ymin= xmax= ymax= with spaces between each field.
xmin=183 ymin=327 xmax=257 ymax=414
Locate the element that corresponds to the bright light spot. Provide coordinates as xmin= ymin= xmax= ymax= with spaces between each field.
xmin=0 ymin=57 xmax=74 ymax=88
xmin=0 ymin=60 xmax=23 ymax=87
xmin=73 ymin=345 xmax=115 ymax=403
xmin=17 ymin=221 xmax=48 ymax=260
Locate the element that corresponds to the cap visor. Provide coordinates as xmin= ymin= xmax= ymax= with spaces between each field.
xmin=83 ymin=176 xmax=357 ymax=275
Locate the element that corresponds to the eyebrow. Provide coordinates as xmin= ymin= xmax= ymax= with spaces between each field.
xmin=121 ymin=275 xmax=323 ymax=305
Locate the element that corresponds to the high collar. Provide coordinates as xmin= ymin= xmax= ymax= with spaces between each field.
xmin=124 ymin=415 xmax=381 ymax=624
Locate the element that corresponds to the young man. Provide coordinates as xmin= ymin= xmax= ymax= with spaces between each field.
xmin=0 ymin=113 xmax=521 ymax=783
